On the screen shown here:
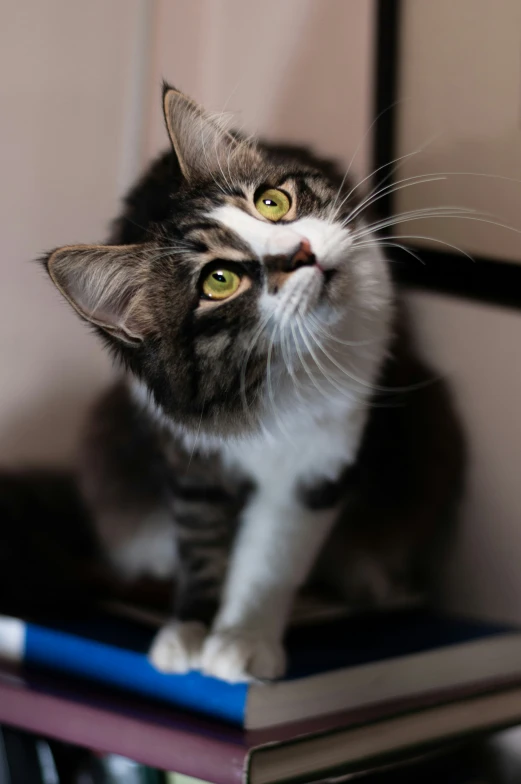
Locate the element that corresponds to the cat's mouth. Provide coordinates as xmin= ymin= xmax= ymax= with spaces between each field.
xmin=272 ymin=261 xmax=339 ymax=324
xmin=311 ymin=261 xmax=340 ymax=298
xmin=319 ymin=265 xmax=338 ymax=288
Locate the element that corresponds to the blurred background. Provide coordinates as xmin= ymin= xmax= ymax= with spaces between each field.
xmin=1 ymin=0 xmax=521 ymax=631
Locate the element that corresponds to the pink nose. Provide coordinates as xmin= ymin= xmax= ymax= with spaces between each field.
xmin=289 ymin=239 xmax=315 ymax=271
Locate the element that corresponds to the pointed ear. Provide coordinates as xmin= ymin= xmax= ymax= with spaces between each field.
xmin=45 ymin=244 xmax=153 ymax=345
xmin=163 ymin=83 xmax=239 ymax=182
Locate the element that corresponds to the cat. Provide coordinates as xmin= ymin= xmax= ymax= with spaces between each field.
xmin=39 ymin=84 xmax=464 ymax=683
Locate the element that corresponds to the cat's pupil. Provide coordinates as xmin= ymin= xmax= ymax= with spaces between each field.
xmin=213 ymin=273 xmax=226 ymax=283
xmin=264 ymin=199 xmax=275 ymax=207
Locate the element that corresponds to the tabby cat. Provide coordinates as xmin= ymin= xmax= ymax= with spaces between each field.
xmin=41 ymin=85 xmax=463 ymax=683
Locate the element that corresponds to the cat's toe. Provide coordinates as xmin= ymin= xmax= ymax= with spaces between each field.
xmin=201 ymin=629 xmax=286 ymax=683
xmin=148 ymin=621 xmax=207 ymax=673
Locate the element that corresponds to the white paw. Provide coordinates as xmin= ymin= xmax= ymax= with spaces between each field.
xmin=148 ymin=621 xmax=207 ymax=674
xmin=200 ymin=629 xmax=286 ymax=683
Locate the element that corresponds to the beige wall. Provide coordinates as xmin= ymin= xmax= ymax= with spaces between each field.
xmin=395 ymin=0 xmax=521 ymax=263
xmin=407 ymin=292 xmax=521 ymax=623
xmin=395 ymin=0 xmax=521 ymax=623
xmin=144 ymin=0 xmax=375 ymax=174
xmin=0 ymin=1 xmax=147 ymax=465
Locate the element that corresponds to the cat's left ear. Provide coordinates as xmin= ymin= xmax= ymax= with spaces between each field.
xmin=44 ymin=243 xmax=153 ymax=345
xmin=163 ymin=83 xmax=244 ymax=183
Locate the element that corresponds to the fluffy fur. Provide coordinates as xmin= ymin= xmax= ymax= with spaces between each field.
xmin=38 ymin=85 xmax=464 ymax=682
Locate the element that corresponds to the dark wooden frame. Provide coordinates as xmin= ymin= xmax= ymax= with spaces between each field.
xmin=373 ymin=0 xmax=521 ymax=310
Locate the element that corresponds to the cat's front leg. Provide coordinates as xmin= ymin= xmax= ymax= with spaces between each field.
xmin=149 ymin=497 xmax=235 ymax=674
xmin=200 ymin=492 xmax=339 ymax=683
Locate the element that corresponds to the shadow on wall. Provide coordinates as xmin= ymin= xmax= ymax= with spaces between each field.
xmin=0 ymin=383 xmax=105 ymax=469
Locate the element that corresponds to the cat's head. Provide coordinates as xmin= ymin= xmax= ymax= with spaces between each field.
xmin=44 ymin=85 xmax=392 ymax=440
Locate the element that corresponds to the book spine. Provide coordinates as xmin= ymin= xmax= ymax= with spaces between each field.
xmin=0 ymin=615 xmax=248 ymax=726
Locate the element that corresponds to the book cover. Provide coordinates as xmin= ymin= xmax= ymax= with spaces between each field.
xmin=1 ymin=608 xmax=521 ymax=730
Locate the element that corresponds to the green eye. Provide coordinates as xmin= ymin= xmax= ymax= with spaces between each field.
xmin=255 ymin=188 xmax=291 ymax=221
xmin=202 ymin=269 xmax=241 ymax=300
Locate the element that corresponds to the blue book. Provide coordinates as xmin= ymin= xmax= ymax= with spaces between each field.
xmin=1 ymin=607 xmax=520 ymax=730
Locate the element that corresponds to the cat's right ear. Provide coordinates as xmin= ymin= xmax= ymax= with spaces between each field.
xmin=44 ymin=243 xmax=153 ymax=345
xmin=162 ymin=83 xmax=239 ymax=183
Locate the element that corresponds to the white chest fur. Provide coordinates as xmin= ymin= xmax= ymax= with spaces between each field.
xmin=222 ymin=397 xmax=367 ymax=493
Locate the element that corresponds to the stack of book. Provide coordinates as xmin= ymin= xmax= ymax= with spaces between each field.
xmin=1 ymin=603 xmax=521 ymax=783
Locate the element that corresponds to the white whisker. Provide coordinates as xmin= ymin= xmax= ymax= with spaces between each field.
xmin=352 ymin=212 xmax=521 ymax=242
xmin=239 ymin=311 xmax=272 ymax=416
xmin=329 ymin=99 xmax=412 ymax=220
xmin=305 ymin=319 xmax=434 ymax=395
xmin=342 ymin=175 xmax=450 ymax=226
xmin=279 ymin=321 xmax=306 ymax=402
xmin=198 ymin=113 xmax=229 ymax=196
xmin=354 ymin=234 xmax=476 ymax=263
xmin=343 ymin=170 xmax=521 ymax=230
xmin=266 ymin=321 xmax=294 ymax=441
xmin=354 ymin=240 xmax=426 ymax=265
xmin=296 ymin=317 xmax=360 ymax=401
xmin=307 ymin=312 xmax=379 ymax=347
xmin=331 ymin=132 xmax=443 ymax=224
xmin=290 ymin=318 xmax=331 ymax=400
xmin=349 ymin=207 xmax=484 ymax=236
